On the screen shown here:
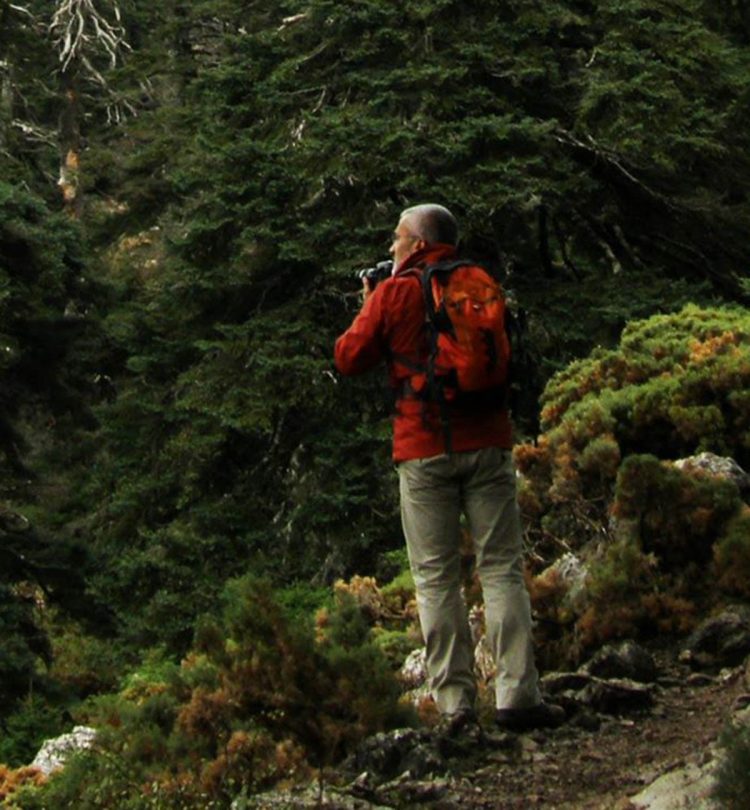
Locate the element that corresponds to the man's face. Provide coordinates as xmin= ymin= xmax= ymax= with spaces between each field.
xmin=389 ymin=217 xmax=424 ymax=269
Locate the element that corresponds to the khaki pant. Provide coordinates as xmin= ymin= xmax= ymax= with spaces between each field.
xmin=398 ymin=447 xmax=541 ymax=714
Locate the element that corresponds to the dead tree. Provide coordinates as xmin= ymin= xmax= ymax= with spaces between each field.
xmin=49 ymin=0 xmax=130 ymax=216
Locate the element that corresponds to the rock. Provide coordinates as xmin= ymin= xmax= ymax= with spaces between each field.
xmin=376 ymin=774 xmax=455 ymax=806
xmin=570 ymin=710 xmax=601 ymax=731
xmin=340 ymin=728 xmax=444 ymax=783
xmin=629 ymin=703 xmax=750 ymax=810
xmin=736 ymin=704 xmax=750 ymax=727
xmin=745 ymin=656 xmax=750 ymax=690
xmin=237 ymin=783 xmax=392 ymax=809
xmin=629 ymin=759 xmax=719 ymax=809
xmin=682 ymin=605 xmax=750 ymax=670
xmin=540 ymin=552 xmax=589 ymax=603
xmin=687 ymin=673 xmax=716 ymax=687
xmin=553 ymin=551 xmax=588 ymax=589
xmin=540 ymin=671 xmax=593 ymax=694
xmin=581 ymin=641 xmax=658 ymax=683
xmin=578 ymin=678 xmax=654 ymax=714
xmin=541 ymin=667 xmax=657 ymax=718
xmin=31 ymin=726 xmax=97 ymax=776
xmin=398 ymin=648 xmax=426 ymax=690
xmin=0 ymin=504 xmax=31 ymax=533
xmin=673 ymin=452 xmax=750 ymax=492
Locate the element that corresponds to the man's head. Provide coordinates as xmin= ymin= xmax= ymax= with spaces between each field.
xmin=389 ymin=204 xmax=458 ymax=268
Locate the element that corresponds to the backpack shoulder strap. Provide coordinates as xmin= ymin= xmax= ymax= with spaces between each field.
xmin=420 ymin=260 xmax=475 ymax=323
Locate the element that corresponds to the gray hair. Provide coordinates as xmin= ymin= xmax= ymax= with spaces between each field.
xmin=400 ymin=204 xmax=459 ymax=246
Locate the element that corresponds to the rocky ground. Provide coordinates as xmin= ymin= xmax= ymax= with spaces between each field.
xmin=246 ymin=633 xmax=750 ymax=810
xmin=23 ymin=610 xmax=750 ymax=809
xmin=450 ymin=652 xmax=746 ymax=809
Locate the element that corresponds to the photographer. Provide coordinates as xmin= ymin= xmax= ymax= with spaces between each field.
xmin=334 ymin=204 xmax=563 ymax=732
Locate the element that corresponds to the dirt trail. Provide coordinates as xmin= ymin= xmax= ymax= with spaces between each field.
xmin=447 ymin=653 xmax=745 ymax=809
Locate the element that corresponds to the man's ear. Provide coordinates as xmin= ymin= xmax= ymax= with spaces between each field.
xmin=415 ymin=239 xmax=427 ymax=252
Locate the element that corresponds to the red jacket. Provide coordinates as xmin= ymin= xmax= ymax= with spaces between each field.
xmin=334 ymin=244 xmax=513 ymax=462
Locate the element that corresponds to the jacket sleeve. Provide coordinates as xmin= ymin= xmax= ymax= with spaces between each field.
xmin=334 ymin=286 xmax=387 ymax=375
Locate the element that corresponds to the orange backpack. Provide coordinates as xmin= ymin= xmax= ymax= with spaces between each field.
xmin=399 ymin=260 xmax=512 ymax=447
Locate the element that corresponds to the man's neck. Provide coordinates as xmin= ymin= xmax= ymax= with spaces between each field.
xmin=394 ymin=242 xmax=458 ymax=275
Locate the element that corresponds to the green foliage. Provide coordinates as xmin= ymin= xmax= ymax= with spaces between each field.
xmin=712 ymin=721 xmax=750 ymax=810
xmin=50 ymin=0 xmax=750 ymax=654
xmin=614 ymin=454 xmax=742 ymax=568
xmin=0 ymin=585 xmax=46 ymax=716
xmin=4 ymin=3 xmax=750 ymax=793
xmin=0 ymin=695 xmax=67 ymax=768
xmin=520 ymin=305 xmax=750 ymax=536
xmin=372 ymin=628 xmax=419 ymax=669
xmin=0 ymin=175 xmax=109 ymax=719
xmin=713 ymin=508 xmax=750 ymax=599
xmin=14 ymin=576 xmax=410 ymax=807
xmin=521 ymin=306 xmax=750 ymax=660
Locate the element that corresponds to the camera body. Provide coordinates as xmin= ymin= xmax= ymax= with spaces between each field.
xmin=357 ymin=259 xmax=394 ymax=291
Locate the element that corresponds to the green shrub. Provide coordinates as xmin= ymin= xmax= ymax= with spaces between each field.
xmin=518 ymin=305 xmax=750 ymax=573
xmin=526 ymin=306 xmax=750 ymax=514
xmin=713 ymin=508 xmax=750 ymax=599
xmin=613 ymin=454 xmax=742 ymax=569
xmin=712 ymin=721 xmax=750 ymax=810
xmin=14 ymin=576 xmax=411 ymax=808
xmin=48 ymin=623 xmax=125 ymax=698
xmin=0 ymin=695 xmax=67 ymax=768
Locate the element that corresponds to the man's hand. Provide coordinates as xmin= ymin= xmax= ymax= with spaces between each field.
xmin=361 ymin=277 xmax=374 ymax=304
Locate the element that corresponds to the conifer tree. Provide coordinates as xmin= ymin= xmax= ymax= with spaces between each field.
xmin=20 ymin=0 xmax=750 ymax=650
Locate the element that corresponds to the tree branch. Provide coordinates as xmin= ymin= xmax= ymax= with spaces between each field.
xmin=49 ymin=0 xmax=130 ymax=74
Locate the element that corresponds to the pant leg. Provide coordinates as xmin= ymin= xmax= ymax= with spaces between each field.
xmin=460 ymin=447 xmax=541 ymax=710
xmin=398 ymin=455 xmax=476 ymax=714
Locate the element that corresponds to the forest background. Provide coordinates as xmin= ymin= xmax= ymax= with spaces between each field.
xmin=2 ymin=0 xmax=750 ymax=806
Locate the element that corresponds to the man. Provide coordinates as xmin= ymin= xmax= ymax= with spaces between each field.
xmin=334 ymin=204 xmax=562 ymax=731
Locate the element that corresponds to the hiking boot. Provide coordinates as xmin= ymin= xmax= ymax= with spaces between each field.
xmin=436 ymin=708 xmax=480 ymax=737
xmin=495 ymin=701 xmax=566 ymax=732
xmin=435 ymin=708 xmax=486 ymax=755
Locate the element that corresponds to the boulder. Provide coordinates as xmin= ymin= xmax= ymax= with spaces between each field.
xmin=673 ymin=452 xmax=750 ymax=493
xmin=340 ymin=728 xmax=444 ymax=783
xmin=541 ymin=552 xmax=589 ymax=603
xmin=31 ymin=726 xmax=97 ymax=776
xmin=236 ymin=783 xmax=392 ymax=809
xmin=581 ymin=640 xmax=658 ymax=683
xmin=0 ymin=504 xmax=30 ymax=533
xmin=681 ymin=605 xmax=750 ymax=670
xmin=578 ymin=678 xmax=654 ymax=714
xmin=540 ymin=671 xmax=593 ymax=694
xmin=629 ymin=758 xmax=719 ymax=810
xmin=398 ymin=648 xmax=426 ymax=690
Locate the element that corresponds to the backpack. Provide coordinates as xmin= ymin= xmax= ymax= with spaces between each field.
xmin=397 ymin=260 xmax=512 ymax=449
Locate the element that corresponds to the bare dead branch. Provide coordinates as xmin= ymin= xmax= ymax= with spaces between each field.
xmin=49 ymin=0 xmax=130 ymax=74
xmin=11 ymin=119 xmax=58 ymax=146
xmin=9 ymin=3 xmax=34 ymax=18
xmin=554 ymin=128 xmax=679 ymax=212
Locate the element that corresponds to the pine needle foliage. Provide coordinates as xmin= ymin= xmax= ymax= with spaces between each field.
xmin=66 ymin=0 xmax=750 ymax=651
xmin=5 ymin=0 xmax=750 ymax=759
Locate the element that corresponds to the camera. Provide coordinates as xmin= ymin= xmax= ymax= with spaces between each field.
xmin=357 ymin=259 xmax=393 ymax=291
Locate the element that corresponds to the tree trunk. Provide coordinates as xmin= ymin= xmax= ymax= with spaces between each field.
xmin=0 ymin=5 xmax=12 ymax=150
xmin=58 ymin=67 xmax=82 ymax=218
